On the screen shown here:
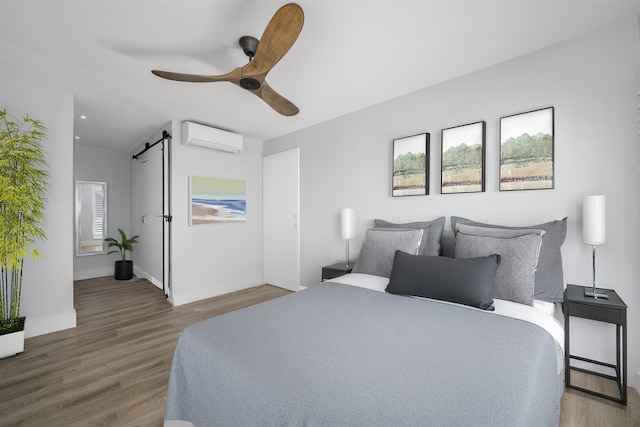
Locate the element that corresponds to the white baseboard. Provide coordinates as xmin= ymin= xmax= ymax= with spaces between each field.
xmin=133 ymin=266 xmax=164 ymax=293
xmin=25 ymin=309 xmax=77 ymax=338
xmin=171 ymin=282 xmax=256 ymax=307
xmin=171 ymin=288 xmax=221 ymax=306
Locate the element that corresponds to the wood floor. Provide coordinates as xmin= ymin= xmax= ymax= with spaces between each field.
xmin=0 ymin=277 xmax=638 ymax=426
xmin=0 ymin=277 xmax=289 ymax=426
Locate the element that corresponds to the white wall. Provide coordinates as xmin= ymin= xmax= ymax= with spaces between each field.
xmin=73 ymin=144 xmax=131 ymax=280
xmin=0 ymin=79 xmax=76 ymax=337
xmin=265 ymin=20 xmax=640 ymax=389
xmin=168 ymin=121 xmax=264 ymax=305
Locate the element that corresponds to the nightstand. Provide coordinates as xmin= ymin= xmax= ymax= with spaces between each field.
xmin=321 ymin=262 xmax=353 ymax=281
xmin=564 ymin=284 xmax=627 ymax=405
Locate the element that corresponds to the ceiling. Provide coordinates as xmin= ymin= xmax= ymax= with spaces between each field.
xmin=2 ymin=0 xmax=640 ymax=151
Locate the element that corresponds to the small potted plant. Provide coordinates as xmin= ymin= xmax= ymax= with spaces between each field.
xmin=105 ymin=228 xmax=139 ymax=280
xmin=0 ymin=109 xmax=48 ymax=358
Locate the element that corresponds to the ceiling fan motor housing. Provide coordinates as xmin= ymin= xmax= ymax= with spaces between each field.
xmin=240 ymin=77 xmax=261 ymax=90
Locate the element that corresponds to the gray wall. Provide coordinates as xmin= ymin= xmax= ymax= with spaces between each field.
xmin=73 ymin=143 xmax=131 ymax=280
xmin=265 ymin=19 xmax=640 ymax=389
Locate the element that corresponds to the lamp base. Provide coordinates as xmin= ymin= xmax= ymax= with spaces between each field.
xmin=584 ymin=288 xmax=609 ymax=299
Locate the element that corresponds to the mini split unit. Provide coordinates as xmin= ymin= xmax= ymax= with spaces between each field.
xmin=181 ymin=121 xmax=243 ymax=153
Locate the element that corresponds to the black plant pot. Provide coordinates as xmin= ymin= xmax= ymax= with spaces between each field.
xmin=114 ymin=260 xmax=134 ymax=280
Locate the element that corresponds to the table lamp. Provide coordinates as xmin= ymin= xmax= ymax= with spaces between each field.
xmin=341 ymin=208 xmax=355 ymax=268
xmin=583 ymin=195 xmax=608 ymax=299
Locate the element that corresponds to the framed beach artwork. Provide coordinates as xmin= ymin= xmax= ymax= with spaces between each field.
xmin=392 ymin=133 xmax=429 ymax=197
xmin=189 ymin=175 xmax=247 ymax=225
xmin=500 ymin=107 xmax=554 ymax=191
xmin=441 ymin=121 xmax=485 ymax=194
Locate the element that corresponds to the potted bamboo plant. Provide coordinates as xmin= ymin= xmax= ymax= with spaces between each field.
xmin=105 ymin=228 xmax=139 ymax=280
xmin=0 ymin=109 xmax=48 ymax=359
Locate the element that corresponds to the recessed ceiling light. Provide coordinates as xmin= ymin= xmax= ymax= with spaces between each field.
xmin=75 ymin=136 xmax=80 ymax=140
xmin=79 ymin=115 xmax=87 ymax=119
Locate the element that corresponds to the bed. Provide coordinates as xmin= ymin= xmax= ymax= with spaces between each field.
xmin=164 ymin=216 xmax=567 ymax=426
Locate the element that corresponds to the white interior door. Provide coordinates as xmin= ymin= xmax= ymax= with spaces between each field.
xmin=131 ymin=142 xmax=164 ymax=290
xmin=263 ymin=148 xmax=300 ymax=291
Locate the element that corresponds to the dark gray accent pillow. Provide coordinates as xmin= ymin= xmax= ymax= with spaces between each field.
xmin=352 ymin=229 xmax=423 ymax=278
xmin=374 ymin=217 xmax=445 ymax=256
xmin=386 ymin=251 xmax=500 ymax=310
xmin=454 ymin=232 xmax=543 ymax=306
xmin=451 ymin=216 xmax=567 ymax=303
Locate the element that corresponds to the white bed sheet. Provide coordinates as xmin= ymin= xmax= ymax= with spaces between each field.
xmin=328 ymin=273 xmax=565 ymax=352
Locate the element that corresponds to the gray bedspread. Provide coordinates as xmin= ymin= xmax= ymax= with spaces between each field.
xmin=165 ymin=282 xmax=563 ymax=426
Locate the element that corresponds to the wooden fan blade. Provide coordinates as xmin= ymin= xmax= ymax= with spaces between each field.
xmin=253 ymin=80 xmax=299 ymax=116
xmin=245 ymin=3 xmax=304 ymax=77
xmin=151 ymin=4 xmax=303 ymax=116
xmin=152 ymin=68 xmax=242 ymax=83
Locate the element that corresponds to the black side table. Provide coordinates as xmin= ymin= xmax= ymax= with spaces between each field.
xmin=564 ymin=284 xmax=627 ymax=405
xmin=321 ymin=262 xmax=353 ymax=281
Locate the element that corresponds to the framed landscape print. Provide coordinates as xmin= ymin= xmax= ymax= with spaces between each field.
xmin=441 ymin=121 xmax=485 ymax=194
xmin=500 ymin=107 xmax=554 ymax=191
xmin=189 ymin=175 xmax=247 ymax=225
xmin=392 ymin=133 xmax=429 ymax=197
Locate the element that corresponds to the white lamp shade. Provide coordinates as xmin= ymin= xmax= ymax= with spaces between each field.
xmin=341 ymin=208 xmax=355 ymax=240
xmin=583 ymin=195 xmax=606 ymax=245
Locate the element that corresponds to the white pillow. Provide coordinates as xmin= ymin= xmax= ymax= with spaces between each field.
xmin=533 ymin=299 xmax=555 ymax=316
xmin=328 ymin=273 xmax=389 ymax=292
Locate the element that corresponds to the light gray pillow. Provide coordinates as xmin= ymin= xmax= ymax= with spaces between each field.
xmin=374 ymin=217 xmax=445 ymax=256
xmin=454 ymin=231 xmax=543 ymax=306
xmin=451 ymin=216 xmax=567 ymax=303
xmin=352 ymin=228 xmax=423 ymax=278
xmin=456 ymin=223 xmax=546 ymax=240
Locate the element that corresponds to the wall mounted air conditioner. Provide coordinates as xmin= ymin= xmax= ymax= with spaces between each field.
xmin=181 ymin=121 xmax=243 ymax=153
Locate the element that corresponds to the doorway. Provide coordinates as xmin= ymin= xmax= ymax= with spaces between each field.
xmin=130 ymin=131 xmax=171 ymax=297
xmin=263 ymin=148 xmax=300 ymax=291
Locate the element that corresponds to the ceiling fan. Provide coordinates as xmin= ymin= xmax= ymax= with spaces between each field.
xmin=152 ymin=3 xmax=304 ymax=116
